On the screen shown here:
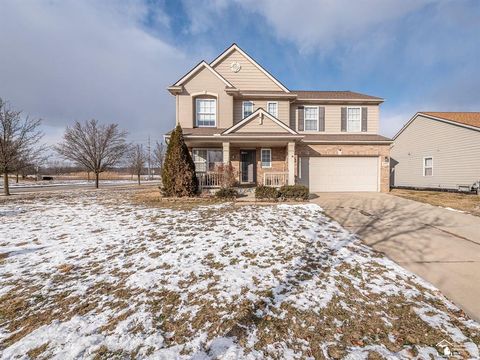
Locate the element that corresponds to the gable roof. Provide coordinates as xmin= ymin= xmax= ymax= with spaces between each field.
xmin=292 ymin=90 xmax=383 ymax=101
xmin=210 ymin=44 xmax=290 ymax=93
xmin=222 ymin=108 xmax=298 ymax=135
xmin=394 ymin=112 xmax=480 ymax=140
xmin=420 ymin=112 xmax=480 ymax=129
xmin=172 ymin=61 xmax=234 ymax=88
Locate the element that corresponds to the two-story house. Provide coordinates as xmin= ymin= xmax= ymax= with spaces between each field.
xmin=167 ymin=44 xmax=392 ymax=192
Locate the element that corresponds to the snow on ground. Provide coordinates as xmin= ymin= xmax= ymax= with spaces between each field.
xmin=0 ymin=179 xmax=142 ymax=188
xmin=0 ymin=190 xmax=479 ymax=359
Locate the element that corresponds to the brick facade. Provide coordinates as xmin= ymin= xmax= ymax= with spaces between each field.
xmin=190 ymin=143 xmax=390 ymax=192
xmin=295 ymin=143 xmax=391 ymax=192
xmin=230 ymin=147 xmax=287 ymax=185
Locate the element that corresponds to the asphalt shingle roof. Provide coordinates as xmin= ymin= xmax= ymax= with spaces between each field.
xmin=421 ymin=112 xmax=480 ymax=129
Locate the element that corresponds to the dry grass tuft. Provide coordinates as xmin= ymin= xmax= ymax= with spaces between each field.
xmin=57 ymin=263 xmax=75 ymax=273
xmin=26 ymin=342 xmax=50 ymax=359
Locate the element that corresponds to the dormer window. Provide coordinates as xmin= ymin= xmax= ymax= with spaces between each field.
xmin=196 ymin=98 xmax=216 ymax=127
xmin=243 ymin=101 xmax=254 ymax=118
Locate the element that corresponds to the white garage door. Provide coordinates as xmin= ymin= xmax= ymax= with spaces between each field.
xmin=299 ymin=157 xmax=379 ymax=192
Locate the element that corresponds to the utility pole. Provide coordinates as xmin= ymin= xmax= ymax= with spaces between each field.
xmin=147 ymin=135 xmax=151 ymax=180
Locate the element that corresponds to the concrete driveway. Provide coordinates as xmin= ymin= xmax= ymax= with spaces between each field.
xmin=311 ymin=192 xmax=480 ymax=321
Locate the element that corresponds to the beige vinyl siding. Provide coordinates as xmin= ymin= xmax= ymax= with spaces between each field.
xmin=234 ymin=114 xmax=290 ymax=133
xmin=212 ymin=49 xmax=283 ymax=91
xmin=391 ymin=115 xmax=480 ymax=189
xmin=177 ymin=66 xmax=233 ymax=128
xmin=291 ymin=104 xmax=379 ymax=133
xmin=233 ymin=99 xmax=290 ymax=125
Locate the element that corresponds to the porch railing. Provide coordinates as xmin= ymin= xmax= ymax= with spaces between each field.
xmin=197 ymin=172 xmax=223 ymax=189
xmin=263 ymin=172 xmax=288 ymax=187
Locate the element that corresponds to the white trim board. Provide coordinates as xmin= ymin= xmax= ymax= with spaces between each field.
xmin=222 ymin=108 xmax=298 ymax=135
xmin=210 ymin=44 xmax=290 ymax=93
xmin=173 ymin=61 xmax=234 ymax=88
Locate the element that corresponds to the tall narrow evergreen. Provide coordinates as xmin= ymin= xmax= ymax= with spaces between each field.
xmin=161 ymin=125 xmax=198 ymax=197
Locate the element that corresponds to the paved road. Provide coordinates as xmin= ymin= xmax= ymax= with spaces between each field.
xmin=0 ymin=182 xmax=160 ymax=195
xmin=311 ymin=192 xmax=480 ymax=321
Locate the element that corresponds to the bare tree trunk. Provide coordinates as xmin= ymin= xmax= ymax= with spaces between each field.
xmin=137 ymin=174 xmax=141 ymax=185
xmin=95 ymin=172 xmax=99 ymax=188
xmin=3 ymin=171 xmax=10 ymax=196
xmin=87 ymin=171 xmax=90 ymax=182
xmin=15 ymin=173 xmax=19 ymax=183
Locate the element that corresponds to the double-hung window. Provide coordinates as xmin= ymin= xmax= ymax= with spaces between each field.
xmin=196 ymin=98 xmax=216 ymax=127
xmin=347 ymin=107 xmax=361 ymax=132
xmin=267 ymin=102 xmax=278 ymax=118
xmin=304 ymin=106 xmax=319 ymax=131
xmin=261 ymin=148 xmax=272 ymax=168
xmin=192 ymin=149 xmax=223 ymax=172
xmin=423 ymin=157 xmax=433 ymax=176
xmin=243 ymin=101 xmax=254 ymax=118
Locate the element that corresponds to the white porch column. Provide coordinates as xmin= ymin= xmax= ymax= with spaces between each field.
xmin=222 ymin=142 xmax=230 ymax=165
xmin=287 ymin=142 xmax=295 ymax=185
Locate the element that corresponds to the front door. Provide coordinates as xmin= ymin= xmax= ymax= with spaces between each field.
xmin=240 ymin=150 xmax=256 ymax=184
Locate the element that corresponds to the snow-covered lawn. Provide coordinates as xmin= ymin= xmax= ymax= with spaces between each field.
xmin=0 ymin=190 xmax=478 ymax=359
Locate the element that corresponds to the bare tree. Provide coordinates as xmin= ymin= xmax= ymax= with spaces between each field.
xmin=13 ymin=145 xmax=48 ymax=182
xmin=0 ymin=98 xmax=43 ymax=195
xmin=127 ymin=144 xmax=146 ymax=185
xmin=153 ymin=141 xmax=165 ymax=174
xmin=55 ymin=119 xmax=128 ymax=188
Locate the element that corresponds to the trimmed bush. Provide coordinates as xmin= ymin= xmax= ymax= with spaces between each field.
xmin=255 ymin=185 xmax=280 ymax=200
xmin=161 ymin=125 xmax=199 ymax=197
xmin=279 ymin=185 xmax=310 ymax=201
xmin=215 ymin=187 xmax=238 ymax=199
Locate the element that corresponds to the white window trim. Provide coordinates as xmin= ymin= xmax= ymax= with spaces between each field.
xmin=346 ymin=106 xmax=362 ymax=132
xmin=195 ymin=98 xmax=217 ymax=127
xmin=192 ymin=148 xmax=223 ymax=172
xmin=266 ymin=101 xmax=278 ymax=118
xmin=243 ymin=101 xmax=254 ymax=119
xmin=261 ymin=148 xmax=272 ymax=168
xmin=304 ymin=106 xmax=319 ymax=131
xmin=423 ymin=156 xmax=433 ymax=176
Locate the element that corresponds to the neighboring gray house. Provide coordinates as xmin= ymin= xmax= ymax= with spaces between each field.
xmin=391 ymin=112 xmax=480 ymax=191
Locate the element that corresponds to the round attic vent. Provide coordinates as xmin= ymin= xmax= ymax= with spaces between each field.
xmin=230 ymin=61 xmax=241 ymax=73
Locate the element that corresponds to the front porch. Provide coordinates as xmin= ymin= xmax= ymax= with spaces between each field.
xmin=192 ymin=142 xmax=296 ymax=189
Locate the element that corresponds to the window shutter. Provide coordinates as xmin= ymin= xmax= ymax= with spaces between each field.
xmin=341 ymin=107 xmax=347 ymax=132
xmin=361 ymin=107 xmax=368 ymax=132
xmin=319 ymin=107 xmax=325 ymax=132
xmin=297 ymin=106 xmax=304 ymax=131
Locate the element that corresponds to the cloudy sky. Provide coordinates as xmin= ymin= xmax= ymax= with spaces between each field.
xmin=1 ymin=0 xmax=479 ymax=148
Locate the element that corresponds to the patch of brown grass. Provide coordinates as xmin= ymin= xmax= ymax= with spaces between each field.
xmin=391 ymin=188 xmax=480 ymax=216
xmin=57 ymin=263 xmax=75 ymax=273
xmin=130 ymin=189 xmax=225 ymax=209
xmin=26 ymin=342 xmax=50 ymax=359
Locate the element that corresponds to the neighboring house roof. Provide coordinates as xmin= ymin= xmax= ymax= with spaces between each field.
xmin=171 ymin=61 xmax=234 ymax=88
xmin=420 ymin=112 xmax=480 ymax=129
xmin=292 ymin=90 xmax=383 ymax=101
xmin=302 ymin=134 xmax=392 ymax=143
xmin=209 ymin=43 xmax=290 ymax=93
xmin=394 ymin=112 xmax=480 ymax=139
xmin=222 ymin=108 xmax=298 ymax=135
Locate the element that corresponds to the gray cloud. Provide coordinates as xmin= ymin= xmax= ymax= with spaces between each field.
xmin=0 ymin=0 xmax=189 ymax=146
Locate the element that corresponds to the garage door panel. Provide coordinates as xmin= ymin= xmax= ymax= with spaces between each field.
xmin=300 ymin=157 xmax=379 ymax=192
